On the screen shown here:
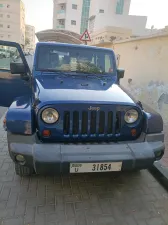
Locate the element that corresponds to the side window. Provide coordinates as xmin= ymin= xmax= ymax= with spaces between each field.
xmin=0 ymin=45 xmax=22 ymax=71
xmin=72 ymin=4 xmax=77 ymax=9
xmin=71 ymin=20 xmax=76 ymax=25
xmin=105 ymin=54 xmax=112 ymax=73
xmin=99 ymin=9 xmax=104 ymax=13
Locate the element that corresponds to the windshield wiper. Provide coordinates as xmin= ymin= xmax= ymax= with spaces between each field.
xmin=73 ymin=71 xmax=112 ymax=79
xmin=40 ymin=69 xmax=112 ymax=80
xmin=41 ymin=69 xmax=67 ymax=73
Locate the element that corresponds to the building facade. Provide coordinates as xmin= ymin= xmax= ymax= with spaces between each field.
xmin=53 ymin=0 xmax=91 ymax=34
xmin=80 ymin=0 xmax=90 ymax=34
xmin=89 ymin=0 xmax=147 ymax=36
xmin=89 ymin=26 xmax=132 ymax=47
xmin=89 ymin=0 xmax=131 ymax=18
xmin=0 ymin=0 xmax=25 ymax=45
xmin=25 ymin=24 xmax=35 ymax=51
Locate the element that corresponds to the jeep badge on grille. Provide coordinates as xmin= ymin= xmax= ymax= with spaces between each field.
xmin=88 ymin=106 xmax=100 ymax=111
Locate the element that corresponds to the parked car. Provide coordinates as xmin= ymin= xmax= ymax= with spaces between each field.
xmin=0 ymin=40 xmax=165 ymax=176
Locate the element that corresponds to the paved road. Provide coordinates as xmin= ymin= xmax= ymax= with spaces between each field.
xmin=0 ymin=109 xmax=168 ymax=225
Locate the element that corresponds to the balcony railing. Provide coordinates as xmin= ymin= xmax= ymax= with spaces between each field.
xmin=57 ymin=9 xmax=65 ymax=14
xmin=56 ymin=25 xmax=65 ymax=29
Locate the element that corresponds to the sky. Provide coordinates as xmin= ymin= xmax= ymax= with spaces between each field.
xmin=22 ymin=0 xmax=168 ymax=33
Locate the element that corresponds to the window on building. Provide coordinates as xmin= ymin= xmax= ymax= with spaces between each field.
xmin=7 ymin=25 xmax=10 ymax=28
xmin=116 ymin=0 xmax=124 ymax=14
xmin=80 ymin=0 xmax=91 ymax=34
xmin=59 ymin=19 xmax=65 ymax=25
xmin=7 ymin=15 xmax=10 ymax=18
xmin=71 ymin=20 xmax=76 ymax=25
xmin=0 ymin=4 xmax=3 ymax=8
xmin=72 ymin=4 xmax=77 ymax=9
xmin=7 ymin=4 xmax=10 ymax=8
xmin=99 ymin=9 xmax=104 ymax=13
xmin=8 ymin=35 xmax=11 ymax=38
xmin=0 ymin=24 xmax=3 ymax=28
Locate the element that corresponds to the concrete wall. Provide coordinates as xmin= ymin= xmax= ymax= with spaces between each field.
xmin=89 ymin=0 xmax=146 ymax=36
xmin=89 ymin=0 xmax=118 ymax=16
xmin=113 ymin=34 xmax=168 ymax=124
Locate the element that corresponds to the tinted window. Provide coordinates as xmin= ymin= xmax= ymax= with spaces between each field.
xmin=37 ymin=45 xmax=115 ymax=75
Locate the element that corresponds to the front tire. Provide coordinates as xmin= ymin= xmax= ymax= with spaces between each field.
xmin=15 ymin=164 xmax=34 ymax=176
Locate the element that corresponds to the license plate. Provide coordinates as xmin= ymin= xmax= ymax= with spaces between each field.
xmin=70 ymin=162 xmax=122 ymax=173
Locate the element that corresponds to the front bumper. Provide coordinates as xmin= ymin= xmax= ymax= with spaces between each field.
xmin=8 ymin=133 xmax=165 ymax=175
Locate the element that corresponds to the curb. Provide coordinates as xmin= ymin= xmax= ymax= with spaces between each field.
xmin=149 ymin=161 xmax=168 ymax=190
xmin=154 ymin=161 xmax=168 ymax=180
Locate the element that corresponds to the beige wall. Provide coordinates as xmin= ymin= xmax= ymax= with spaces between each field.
xmin=0 ymin=0 xmax=25 ymax=45
xmin=112 ymin=34 xmax=168 ymax=124
xmin=89 ymin=26 xmax=132 ymax=46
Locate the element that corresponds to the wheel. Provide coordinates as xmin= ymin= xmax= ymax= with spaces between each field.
xmin=15 ymin=163 xmax=34 ymax=176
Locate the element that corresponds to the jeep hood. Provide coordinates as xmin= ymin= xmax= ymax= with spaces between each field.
xmin=34 ymin=75 xmax=135 ymax=106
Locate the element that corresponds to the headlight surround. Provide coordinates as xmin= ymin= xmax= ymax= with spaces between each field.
xmin=42 ymin=108 xmax=59 ymax=124
xmin=124 ymin=109 xmax=139 ymax=124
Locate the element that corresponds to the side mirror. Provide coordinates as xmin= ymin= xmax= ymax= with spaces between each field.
xmin=10 ymin=63 xmax=29 ymax=81
xmin=117 ymin=69 xmax=125 ymax=79
xmin=10 ymin=62 xmax=26 ymax=74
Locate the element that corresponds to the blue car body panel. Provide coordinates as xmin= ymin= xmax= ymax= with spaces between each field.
xmin=6 ymin=96 xmax=35 ymax=135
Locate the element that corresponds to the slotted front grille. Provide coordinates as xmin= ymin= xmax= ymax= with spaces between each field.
xmin=63 ymin=110 xmax=121 ymax=136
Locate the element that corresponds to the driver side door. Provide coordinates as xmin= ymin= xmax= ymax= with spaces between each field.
xmin=0 ymin=41 xmax=32 ymax=107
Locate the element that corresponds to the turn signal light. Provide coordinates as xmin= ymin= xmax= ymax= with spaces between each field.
xmin=42 ymin=130 xmax=51 ymax=137
xmin=131 ymin=129 xmax=137 ymax=136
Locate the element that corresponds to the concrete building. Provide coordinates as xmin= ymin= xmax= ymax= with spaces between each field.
xmin=25 ymin=24 xmax=35 ymax=51
xmin=89 ymin=0 xmax=147 ymax=36
xmin=90 ymin=26 xmax=132 ymax=47
xmin=0 ymin=0 xmax=25 ymax=45
xmin=53 ymin=0 xmax=91 ymax=34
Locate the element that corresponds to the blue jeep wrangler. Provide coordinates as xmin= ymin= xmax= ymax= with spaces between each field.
xmin=0 ymin=41 xmax=165 ymax=176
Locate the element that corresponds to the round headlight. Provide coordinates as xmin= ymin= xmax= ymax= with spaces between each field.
xmin=124 ymin=109 xmax=139 ymax=124
xmin=42 ymin=108 xmax=59 ymax=124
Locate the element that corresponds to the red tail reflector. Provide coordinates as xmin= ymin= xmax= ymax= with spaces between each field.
xmin=131 ymin=129 xmax=136 ymax=136
xmin=42 ymin=130 xmax=51 ymax=137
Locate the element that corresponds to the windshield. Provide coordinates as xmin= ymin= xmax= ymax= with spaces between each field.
xmin=36 ymin=45 xmax=115 ymax=75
